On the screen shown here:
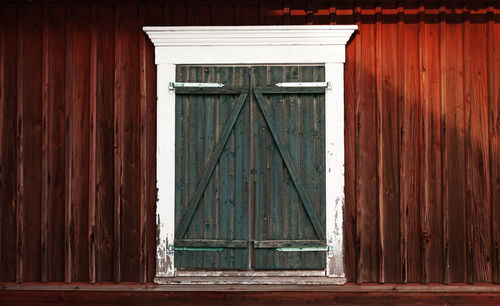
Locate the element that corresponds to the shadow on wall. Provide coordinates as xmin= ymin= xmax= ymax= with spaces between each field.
xmin=343 ymin=5 xmax=500 ymax=284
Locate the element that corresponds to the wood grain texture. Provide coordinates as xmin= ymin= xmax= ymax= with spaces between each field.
xmin=48 ymin=7 xmax=67 ymax=282
xmin=0 ymin=1 xmax=499 ymax=284
xmin=356 ymin=9 xmax=379 ymax=283
xmin=0 ymin=7 xmax=18 ymax=283
xmin=488 ymin=5 xmax=500 ymax=285
xmin=443 ymin=6 xmax=467 ymax=284
xmin=22 ymin=7 xmax=43 ymax=282
xmin=112 ymin=5 xmax=122 ymax=283
xmin=95 ymin=5 xmax=115 ymax=283
xmin=421 ymin=4 xmax=444 ymax=284
xmin=379 ymin=4 xmax=401 ymax=283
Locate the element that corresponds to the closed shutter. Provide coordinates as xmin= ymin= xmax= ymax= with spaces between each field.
xmin=174 ymin=65 xmax=326 ymax=270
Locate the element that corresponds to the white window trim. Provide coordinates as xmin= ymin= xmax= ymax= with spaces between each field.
xmin=143 ymin=25 xmax=357 ymax=285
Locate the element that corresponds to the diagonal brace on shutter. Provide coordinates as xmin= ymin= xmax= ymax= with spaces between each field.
xmin=254 ymin=89 xmax=326 ymax=241
xmin=175 ymin=93 xmax=248 ymax=239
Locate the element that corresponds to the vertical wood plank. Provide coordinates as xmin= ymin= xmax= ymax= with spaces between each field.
xmin=22 ymin=6 xmax=43 ymax=282
xmin=113 ymin=5 xmax=122 ymax=283
xmin=422 ymin=3 xmax=444 ymax=283
xmin=41 ymin=6 xmax=49 ymax=284
xmin=439 ymin=3 xmax=450 ymax=284
xmin=139 ymin=5 xmax=148 ymax=284
xmin=70 ymin=6 xmax=90 ymax=282
xmin=397 ymin=3 xmax=407 ymax=284
xmin=488 ymin=4 xmax=500 ymax=284
xmin=463 ymin=8 xmax=473 ymax=284
xmin=0 ymin=6 xmax=4 ymax=281
xmin=356 ymin=5 xmax=379 ymax=283
xmin=95 ymin=5 xmax=115 ymax=283
xmin=269 ymin=66 xmax=285 ymax=269
xmin=443 ymin=5 xmax=467 ymax=283
xmin=417 ymin=2 xmax=426 ymax=284
xmin=0 ymin=7 xmax=18 ymax=283
xmin=375 ymin=4 xmax=383 ymax=283
xmin=337 ymin=2 xmax=356 ymax=283
xmin=48 ymin=7 xmax=66 ymax=282
xmin=64 ymin=6 xmax=73 ymax=284
xmin=119 ymin=5 xmax=141 ymax=282
xmin=354 ymin=4 xmax=362 ymax=284
xmin=379 ymin=4 xmax=401 ymax=283
xmin=401 ymin=4 xmax=422 ymax=283
xmin=16 ymin=6 xmax=24 ymax=284
xmin=466 ymin=7 xmax=491 ymax=283
xmin=88 ymin=4 xmax=97 ymax=284
xmin=146 ymin=5 xmax=162 ymax=281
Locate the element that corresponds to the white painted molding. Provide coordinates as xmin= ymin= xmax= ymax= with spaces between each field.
xmin=144 ymin=25 xmax=357 ymax=284
xmin=144 ymin=25 xmax=357 ymax=65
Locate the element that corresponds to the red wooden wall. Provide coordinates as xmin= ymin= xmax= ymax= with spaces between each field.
xmin=0 ymin=0 xmax=499 ymax=285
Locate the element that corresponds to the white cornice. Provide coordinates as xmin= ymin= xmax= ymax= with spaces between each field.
xmin=143 ymin=25 xmax=358 ymax=47
xmin=143 ymin=25 xmax=357 ymax=64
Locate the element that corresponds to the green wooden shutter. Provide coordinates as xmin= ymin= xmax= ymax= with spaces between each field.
xmin=174 ymin=65 xmax=326 ymax=271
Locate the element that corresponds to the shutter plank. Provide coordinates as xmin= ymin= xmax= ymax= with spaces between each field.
xmin=254 ymin=90 xmax=325 ymax=241
xmin=175 ymin=92 xmax=248 ymax=240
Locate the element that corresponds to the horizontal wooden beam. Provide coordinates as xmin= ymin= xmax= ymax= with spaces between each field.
xmin=1 ymin=283 xmax=500 ymax=293
xmin=254 ymin=240 xmax=325 ymax=248
xmin=174 ymin=87 xmax=246 ymax=95
xmin=174 ymin=239 xmax=247 ymax=248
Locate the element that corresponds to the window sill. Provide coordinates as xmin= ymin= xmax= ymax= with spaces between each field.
xmin=154 ymin=274 xmax=346 ymax=285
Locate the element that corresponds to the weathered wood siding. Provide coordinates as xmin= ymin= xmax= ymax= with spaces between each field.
xmin=0 ymin=0 xmax=499 ymax=284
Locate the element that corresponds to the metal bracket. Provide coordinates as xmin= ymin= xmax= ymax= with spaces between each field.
xmin=275 ymin=81 xmax=331 ymax=91
xmin=169 ymin=82 xmax=225 ymax=92
xmin=168 ymin=244 xmax=223 ymax=252
xmin=276 ymin=246 xmax=333 ymax=252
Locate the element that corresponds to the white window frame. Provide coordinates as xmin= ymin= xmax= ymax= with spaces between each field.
xmin=143 ymin=25 xmax=357 ymax=285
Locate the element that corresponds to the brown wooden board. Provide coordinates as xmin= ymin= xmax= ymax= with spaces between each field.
xmin=356 ymin=11 xmax=379 ymax=283
xmin=47 ymin=7 xmax=67 ymax=282
xmin=22 ymin=7 xmax=43 ymax=282
xmin=0 ymin=7 xmax=18 ymax=283
xmin=95 ymin=5 xmax=115 ymax=283
xmin=466 ymin=9 xmax=492 ymax=283
xmin=421 ymin=6 xmax=444 ymax=284
xmin=379 ymin=5 xmax=401 ymax=283
xmin=443 ymin=7 xmax=467 ymax=284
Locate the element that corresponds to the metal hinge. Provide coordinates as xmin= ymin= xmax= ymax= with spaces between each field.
xmin=168 ymin=244 xmax=223 ymax=252
xmin=169 ymin=82 xmax=225 ymax=92
xmin=275 ymin=82 xmax=331 ymax=91
xmin=276 ymin=245 xmax=334 ymax=252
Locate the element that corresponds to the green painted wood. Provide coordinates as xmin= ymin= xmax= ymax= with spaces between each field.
xmin=175 ymin=65 xmax=326 ymax=271
xmin=268 ymin=66 xmax=285 ymax=269
xmin=218 ymin=67 xmax=235 ymax=269
xmin=253 ymin=66 xmax=270 ymax=269
xmin=254 ymin=89 xmax=325 ymax=241
xmin=299 ymin=66 xmax=321 ymax=269
xmin=175 ymin=87 xmax=245 ymax=95
xmin=254 ymin=240 xmax=326 ymax=248
xmin=202 ymin=66 xmax=217 ymax=268
xmin=175 ymin=65 xmax=188 ymax=268
xmin=174 ymin=247 xmax=224 ymax=252
xmin=190 ymin=66 xmax=204 ymax=268
xmin=284 ymin=66 xmax=301 ymax=268
xmin=175 ymin=92 xmax=248 ymax=240
xmin=175 ymin=239 xmax=247 ymax=248
xmin=232 ymin=66 xmax=249 ymax=269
